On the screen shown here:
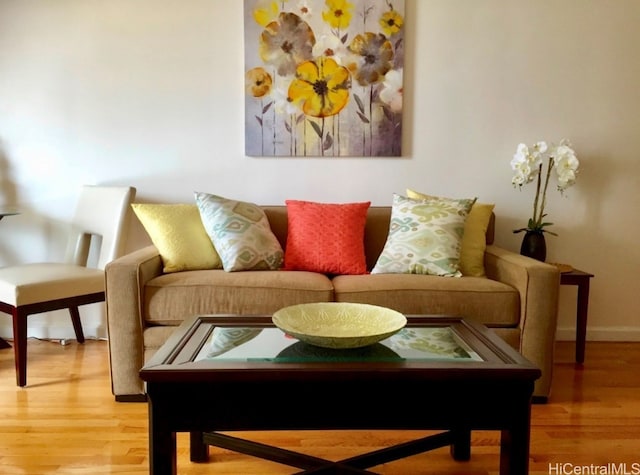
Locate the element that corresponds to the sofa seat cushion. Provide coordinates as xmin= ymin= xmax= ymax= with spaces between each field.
xmin=144 ymin=270 xmax=333 ymax=324
xmin=332 ymin=274 xmax=520 ymax=327
xmin=143 ymin=325 xmax=178 ymax=362
xmin=491 ymin=328 xmax=521 ymax=352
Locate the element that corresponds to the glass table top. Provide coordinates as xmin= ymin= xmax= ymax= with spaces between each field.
xmin=195 ymin=326 xmax=483 ymax=363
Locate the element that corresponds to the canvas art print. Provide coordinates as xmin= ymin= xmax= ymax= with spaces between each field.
xmin=244 ymin=0 xmax=405 ymax=157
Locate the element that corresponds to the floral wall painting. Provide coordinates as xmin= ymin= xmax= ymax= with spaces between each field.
xmin=244 ymin=0 xmax=405 ymax=157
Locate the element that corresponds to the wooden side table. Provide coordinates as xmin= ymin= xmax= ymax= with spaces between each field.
xmin=559 ymin=268 xmax=594 ymax=364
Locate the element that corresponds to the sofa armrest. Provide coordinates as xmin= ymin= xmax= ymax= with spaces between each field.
xmin=105 ymin=245 xmax=163 ymax=400
xmin=484 ymin=244 xmax=560 ymax=399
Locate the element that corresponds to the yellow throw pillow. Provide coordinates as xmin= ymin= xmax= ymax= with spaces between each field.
xmin=131 ymin=203 xmax=222 ymax=273
xmin=406 ymin=189 xmax=495 ymax=277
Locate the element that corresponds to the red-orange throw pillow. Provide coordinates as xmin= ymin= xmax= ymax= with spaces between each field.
xmin=284 ymin=200 xmax=371 ymax=275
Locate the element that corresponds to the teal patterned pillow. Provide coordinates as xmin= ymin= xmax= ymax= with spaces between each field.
xmin=195 ymin=192 xmax=284 ymax=272
xmin=371 ymin=194 xmax=476 ymax=277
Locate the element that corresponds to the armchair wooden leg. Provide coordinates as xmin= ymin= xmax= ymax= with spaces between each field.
xmin=69 ymin=306 xmax=85 ymax=343
xmin=12 ymin=308 xmax=28 ymax=387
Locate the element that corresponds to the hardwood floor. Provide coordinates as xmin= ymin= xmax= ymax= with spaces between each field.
xmin=1 ymin=338 xmax=639 ymax=474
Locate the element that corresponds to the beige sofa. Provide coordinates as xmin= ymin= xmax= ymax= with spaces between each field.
xmin=105 ymin=206 xmax=560 ymax=402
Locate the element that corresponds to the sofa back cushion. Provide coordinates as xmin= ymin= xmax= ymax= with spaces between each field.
xmin=262 ymin=206 xmax=495 ymax=272
xmin=263 ymin=206 xmax=289 ymax=249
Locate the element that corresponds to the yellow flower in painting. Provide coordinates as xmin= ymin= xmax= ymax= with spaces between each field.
xmin=260 ymin=12 xmax=316 ymax=77
xmin=322 ymin=0 xmax=354 ymax=30
xmin=252 ymin=1 xmax=279 ymax=27
xmin=288 ymin=57 xmax=351 ymax=118
xmin=348 ymin=32 xmax=394 ymax=86
xmin=245 ymin=67 xmax=273 ymax=98
xmin=379 ymin=10 xmax=404 ymax=36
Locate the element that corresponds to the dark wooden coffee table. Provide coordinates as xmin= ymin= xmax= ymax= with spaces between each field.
xmin=140 ymin=314 xmax=540 ymax=475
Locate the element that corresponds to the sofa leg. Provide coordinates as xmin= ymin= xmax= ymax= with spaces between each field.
xmin=115 ymin=394 xmax=148 ymax=403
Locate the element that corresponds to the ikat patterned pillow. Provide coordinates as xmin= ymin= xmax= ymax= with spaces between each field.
xmin=371 ymin=193 xmax=476 ymax=277
xmin=406 ymin=189 xmax=495 ymax=277
xmin=195 ymin=192 xmax=284 ymax=272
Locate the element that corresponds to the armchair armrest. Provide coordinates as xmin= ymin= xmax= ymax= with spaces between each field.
xmin=105 ymin=245 xmax=163 ymax=400
xmin=484 ymin=244 xmax=560 ymax=399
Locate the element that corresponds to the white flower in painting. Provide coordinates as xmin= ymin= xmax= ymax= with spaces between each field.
xmin=312 ymin=34 xmax=350 ymax=64
xmin=379 ymin=68 xmax=403 ymax=113
xmin=271 ymin=85 xmax=298 ymax=115
xmin=295 ymin=0 xmax=313 ymax=18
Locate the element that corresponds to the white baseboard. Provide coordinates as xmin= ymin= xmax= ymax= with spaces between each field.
xmin=556 ymin=326 xmax=640 ymax=342
xmin=0 ymin=324 xmax=106 ymax=341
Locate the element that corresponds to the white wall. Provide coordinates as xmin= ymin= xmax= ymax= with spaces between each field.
xmin=0 ymin=0 xmax=638 ymax=342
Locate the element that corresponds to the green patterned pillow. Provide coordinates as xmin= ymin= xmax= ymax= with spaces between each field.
xmin=195 ymin=192 xmax=284 ymax=272
xmin=371 ymin=194 xmax=476 ymax=277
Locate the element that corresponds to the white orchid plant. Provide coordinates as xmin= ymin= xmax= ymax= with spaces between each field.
xmin=510 ymin=139 xmax=579 ymax=235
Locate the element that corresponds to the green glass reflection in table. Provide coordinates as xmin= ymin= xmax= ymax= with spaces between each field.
xmin=197 ymin=326 xmax=483 ymax=363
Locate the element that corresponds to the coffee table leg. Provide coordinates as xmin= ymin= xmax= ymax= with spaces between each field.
xmin=190 ymin=431 xmax=209 ymax=462
xmin=148 ymin=401 xmax=177 ymax=475
xmin=499 ymin=407 xmax=531 ymax=475
xmin=450 ymin=429 xmax=471 ymax=461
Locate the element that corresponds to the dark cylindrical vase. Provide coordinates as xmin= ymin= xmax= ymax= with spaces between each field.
xmin=520 ymin=231 xmax=546 ymax=261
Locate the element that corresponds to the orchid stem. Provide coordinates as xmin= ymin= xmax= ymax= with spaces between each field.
xmin=532 ymin=164 xmax=542 ymax=229
xmin=538 ymin=158 xmax=554 ymax=226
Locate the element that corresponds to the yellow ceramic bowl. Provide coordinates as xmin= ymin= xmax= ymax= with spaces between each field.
xmin=272 ymin=302 xmax=407 ymax=349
